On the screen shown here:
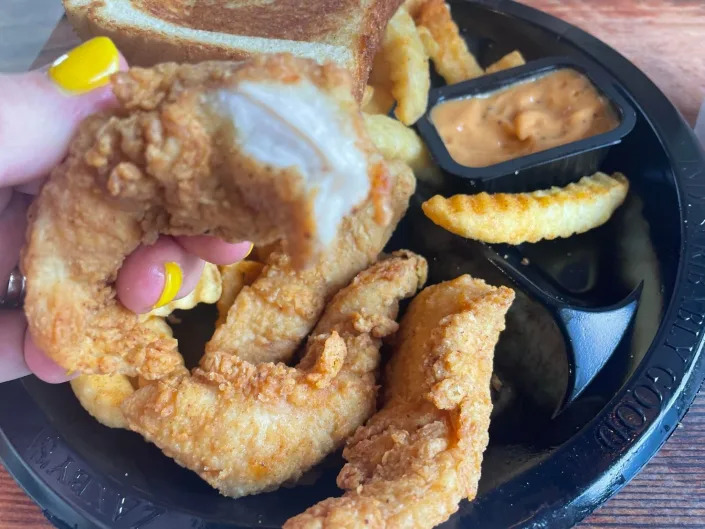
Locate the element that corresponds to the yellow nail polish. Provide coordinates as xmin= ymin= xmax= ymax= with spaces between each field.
xmin=154 ymin=262 xmax=183 ymax=309
xmin=48 ymin=36 xmax=119 ymax=94
xmin=243 ymin=243 xmax=254 ymax=259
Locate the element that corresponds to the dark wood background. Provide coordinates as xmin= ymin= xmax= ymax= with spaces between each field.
xmin=1 ymin=1 xmax=704 ymax=527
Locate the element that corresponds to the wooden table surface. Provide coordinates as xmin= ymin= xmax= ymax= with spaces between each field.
xmin=1 ymin=1 xmax=705 ymax=528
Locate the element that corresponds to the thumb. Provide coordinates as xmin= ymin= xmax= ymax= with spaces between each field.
xmin=0 ymin=37 xmax=127 ymax=187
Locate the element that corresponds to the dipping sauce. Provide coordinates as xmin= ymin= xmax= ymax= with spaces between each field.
xmin=431 ymin=68 xmax=619 ymax=168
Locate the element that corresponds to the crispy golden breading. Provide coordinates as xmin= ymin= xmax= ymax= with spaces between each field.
xmin=70 ymin=374 xmax=138 ymax=429
xmin=381 ymin=7 xmax=430 ymax=125
xmin=71 ymin=166 xmax=415 ymax=424
xmin=416 ymin=0 xmax=483 ymax=84
xmin=285 ymin=276 xmax=514 ymax=529
xmin=216 ymin=261 xmax=264 ymax=326
xmin=123 ymin=252 xmax=428 ymax=498
xmin=69 ymin=318 xmax=171 ymax=429
xmin=71 ymin=264 xmax=221 ymax=428
xmin=205 ymin=160 xmax=415 ymax=365
xmin=23 ymin=55 xmax=393 ymax=380
xmin=422 ymin=172 xmax=630 ymax=244
xmin=485 ymin=50 xmax=526 ymax=74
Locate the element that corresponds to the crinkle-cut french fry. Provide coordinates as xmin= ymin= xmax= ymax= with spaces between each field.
xmin=422 ymin=172 xmax=630 ymax=244
xmin=363 ymin=113 xmax=440 ymax=182
xmin=417 ymin=0 xmax=483 ymax=84
xmin=381 ymin=7 xmax=430 ymax=125
xmin=486 ymin=50 xmax=526 ymax=74
xmin=416 ymin=24 xmax=440 ymax=58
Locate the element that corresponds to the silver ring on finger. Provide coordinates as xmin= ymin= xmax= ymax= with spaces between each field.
xmin=0 ymin=268 xmax=26 ymax=309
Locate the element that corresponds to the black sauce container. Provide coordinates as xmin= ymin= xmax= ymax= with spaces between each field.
xmin=415 ymin=56 xmax=637 ymax=193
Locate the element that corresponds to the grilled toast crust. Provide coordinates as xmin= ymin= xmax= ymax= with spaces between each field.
xmin=64 ymin=0 xmax=404 ymax=99
xmin=354 ymin=0 xmax=404 ymax=99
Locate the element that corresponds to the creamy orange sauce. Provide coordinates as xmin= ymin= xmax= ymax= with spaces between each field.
xmin=431 ymin=69 xmax=619 ymax=168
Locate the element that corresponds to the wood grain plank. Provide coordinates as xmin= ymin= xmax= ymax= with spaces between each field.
xmin=580 ymin=392 xmax=705 ymax=529
xmin=1 ymin=1 xmax=704 ymax=528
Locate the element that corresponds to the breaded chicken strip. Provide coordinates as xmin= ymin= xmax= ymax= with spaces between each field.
xmin=70 ymin=263 xmax=222 ymax=428
xmin=286 ymin=276 xmax=514 ymax=529
xmin=123 ymin=252 xmax=428 ymax=497
xmin=70 ymin=373 xmax=139 ymax=429
xmin=216 ymin=261 xmax=264 ymax=326
xmin=206 ymin=159 xmax=416 ymax=365
xmin=23 ymin=55 xmax=392 ymax=380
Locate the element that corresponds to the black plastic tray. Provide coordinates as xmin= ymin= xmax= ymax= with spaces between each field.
xmin=2 ymin=1 xmax=705 ymax=528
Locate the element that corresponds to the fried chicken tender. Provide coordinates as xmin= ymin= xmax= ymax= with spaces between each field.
xmin=422 ymin=172 xmax=629 ymax=244
xmin=206 ymin=160 xmax=416 ymax=365
xmin=122 ymin=252 xmax=428 ymax=497
xmin=286 ymin=276 xmax=514 ymax=529
xmin=70 ymin=263 xmax=222 ymax=428
xmin=70 ymin=373 xmax=138 ymax=429
xmin=23 ymin=55 xmax=393 ymax=380
xmin=216 ymin=261 xmax=264 ymax=326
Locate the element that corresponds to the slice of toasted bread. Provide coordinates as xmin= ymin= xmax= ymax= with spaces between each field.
xmin=63 ymin=0 xmax=403 ymax=99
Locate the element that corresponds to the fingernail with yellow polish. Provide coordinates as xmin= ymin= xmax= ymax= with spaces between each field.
xmin=154 ymin=262 xmax=183 ymax=309
xmin=243 ymin=243 xmax=254 ymax=259
xmin=48 ymin=36 xmax=120 ymax=94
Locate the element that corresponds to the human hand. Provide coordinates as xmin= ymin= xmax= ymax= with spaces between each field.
xmin=0 ymin=37 xmax=252 ymax=384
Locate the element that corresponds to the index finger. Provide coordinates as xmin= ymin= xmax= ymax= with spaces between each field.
xmin=175 ymin=236 xmax=254 ymax=265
